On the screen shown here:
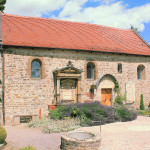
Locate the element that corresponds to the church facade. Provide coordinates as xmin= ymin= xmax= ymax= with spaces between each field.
xmin=0 ymin=13 xmax=150 ymax=125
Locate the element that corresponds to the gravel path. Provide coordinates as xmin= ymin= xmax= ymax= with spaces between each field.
xmin=3 ymin=116 xmax=150 ymax=150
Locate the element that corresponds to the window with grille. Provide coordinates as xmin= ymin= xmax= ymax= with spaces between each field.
xmin=87 ymin=62 xmax=95 ymax=79
xmin=137 ymin=65 xmax=145 ymax=80
xmin=31 ymin=59 xmax=41 ymax=78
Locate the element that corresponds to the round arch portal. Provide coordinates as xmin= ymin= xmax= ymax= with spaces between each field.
xmin=95 ymin=74 xmax=117 ymax=106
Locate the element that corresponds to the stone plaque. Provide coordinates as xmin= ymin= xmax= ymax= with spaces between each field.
xmin=62 ymin=89 xmax=73 ymax=100
xmin=126 ymin=81 xmax=135 ymax=102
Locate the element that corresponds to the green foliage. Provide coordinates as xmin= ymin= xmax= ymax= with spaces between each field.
xmin=28 ymin=118 xmax=80 ymax=133
xmin=114 ymin=94 xmax=126 ymax=105
xmin=130 ymin=25 xmax=140 ymax=34
xmin=19 ymin=145 xmax=36 ymax=150
xmin=50 ymin=101 xmax=137 ymax=126
xmin=49 ymin=106 xmax=63 ymax=120
xmin=114 ymin=81 xmax=126 ymax=105
xmin=0 ymin=0 xmax=6 ymax=12
xmin=71 ymin=106 xmax=80 ymax=117
xmin=114 ymin=105 xmax=137 ymax=122
xmin=0 ymin=98 xmax=2 ymax=103
xmin=50 ymin=101 xmax=120 ymax=126
xmin=114 ymin=81 xmax=120 ymax=94
xmin=140 ymin=94 xmax=145 ymax=110
xmin=0 ymin=126 xmax=7 ymax=144
xmin=138 ymin=109 xmax=150 ymax=115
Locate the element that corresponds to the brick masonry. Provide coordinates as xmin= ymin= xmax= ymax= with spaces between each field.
xmin=0 ymin=47 xmax=150 ymax=125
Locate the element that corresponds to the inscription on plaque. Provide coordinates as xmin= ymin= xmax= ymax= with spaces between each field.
xmin=126 ymin=81 xmax=135 ymax=102
xmin=60 ymin=79 xmax=77 ymax=101
xmin=62 ymin=89 xmax=72 ymax=100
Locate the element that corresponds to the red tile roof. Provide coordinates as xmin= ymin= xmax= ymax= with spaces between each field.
xmin=1 ymin=13 xmax=150 ymax=56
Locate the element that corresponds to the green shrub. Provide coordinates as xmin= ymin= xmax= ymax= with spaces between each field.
xmin=138 ymin=109 xmax=150 ymax=115
xmin=0 ymin=126 xmax=7 ymax=144
xmin=115 ymin=105 xmax=137 ymax=122
xmin=49 ymin=106 xmax=65 ymax=120
xmin=50 ymin=101 xmax=137 ymax=126
xmin=50 ymin=101 xmax=120 ymax=126
xmin=140 ymin=94 xmax=145 ymax=110
xmin=19 ymin=145 xmax=36 ymax=150
xmin=114 ymin=94 xmax=126 ymax=105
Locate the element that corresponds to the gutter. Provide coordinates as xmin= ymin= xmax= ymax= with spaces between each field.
xmin=0 ymin=12 xmax=5 ymax=125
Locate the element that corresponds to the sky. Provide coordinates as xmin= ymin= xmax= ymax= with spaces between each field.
xmin=4 ymin=0 xmax=150 ymax=44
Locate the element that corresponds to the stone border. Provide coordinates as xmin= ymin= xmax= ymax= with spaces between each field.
xmin=61 ymin=130 xmax=101 ymax=150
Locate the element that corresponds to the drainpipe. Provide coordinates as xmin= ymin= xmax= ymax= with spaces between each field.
xmin=0 ymin=44 xmax=5 ymax=125
xmin=0 ymin=13 xmax=5 ymax=125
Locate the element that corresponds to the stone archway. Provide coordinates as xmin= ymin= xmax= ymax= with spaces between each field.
xmin=95 ymin=74 xmax=117 ymax=106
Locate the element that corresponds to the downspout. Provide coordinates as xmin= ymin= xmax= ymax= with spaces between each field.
xmin=0 ymin=12 xmax=5 ymax=125
xmin=0 ymin=45 xmax=5 ymax=125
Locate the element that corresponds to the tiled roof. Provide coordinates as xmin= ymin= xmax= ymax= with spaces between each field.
xmin=1 ymin=13 xmax=150 ymax=56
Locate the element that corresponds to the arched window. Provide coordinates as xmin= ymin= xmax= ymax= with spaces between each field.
xmin=31 ymin=59 xmax=41 ymax=78
xmin=137 ymin=65 xmax=145 ymax=80
xmin=118 ymin=63 xmax=122 ymax=73
xmin=87 ymin=62 xmax=95 ymax=79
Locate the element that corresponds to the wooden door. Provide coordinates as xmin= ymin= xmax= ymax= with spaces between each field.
xmin=101 ymin=89 xmax=112 ymax=106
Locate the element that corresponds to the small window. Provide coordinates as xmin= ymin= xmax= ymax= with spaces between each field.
xmin=118 ymin=63 xmax=122 ymax=73
xmin=31 ymin=59 xmax=41 ymax=78
xmin=87 ymin=62 xmax=95 ymax=79
xmin=137 ymin=65 xmax=145 ymax=80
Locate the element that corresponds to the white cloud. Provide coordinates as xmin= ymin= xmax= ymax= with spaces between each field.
xmin=59 ymin=0 xmax=88 ymax=17
xmin=5 ymin=0 xmax=67 ymax=17
xmin=56 ymin=1 xmax=150 ymax=32
xmin=4 ymin=0 xmax=150 ymax=32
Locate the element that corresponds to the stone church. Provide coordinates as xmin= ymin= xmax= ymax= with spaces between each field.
xmin=0 ymin=12 xmax=150 ymax=125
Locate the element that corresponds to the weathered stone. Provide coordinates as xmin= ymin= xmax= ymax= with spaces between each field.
xmin=0 ymin=48 xmax=150 ymax=125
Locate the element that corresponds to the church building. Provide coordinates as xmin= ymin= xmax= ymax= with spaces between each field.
xmin=0 ymin=12 xmax=150 ymax=125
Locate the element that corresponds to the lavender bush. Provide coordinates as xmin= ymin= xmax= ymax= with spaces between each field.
xmin=50 ymin=101 xmax=137 ymax=126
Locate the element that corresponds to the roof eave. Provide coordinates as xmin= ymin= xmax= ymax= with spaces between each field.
xmin=3 ymin=44 xmax=150 ymax=57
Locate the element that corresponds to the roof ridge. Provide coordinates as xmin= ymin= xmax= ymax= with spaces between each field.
xmin=2 ymin=13 xmax=130 ymax=31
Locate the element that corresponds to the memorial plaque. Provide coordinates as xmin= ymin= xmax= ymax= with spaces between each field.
xmin=60 ymin=79 xmax=77 ymax=101
xmin=126 ymin=81 xmax=135 ymax=102
xmin=62 ymin=89 xmax=72 ymax=100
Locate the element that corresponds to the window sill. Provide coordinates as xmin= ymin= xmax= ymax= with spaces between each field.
xmin=87 ymin=78 xmax=96 ymax=81
xmin=31 ymin=78 xmax=42 ymax=80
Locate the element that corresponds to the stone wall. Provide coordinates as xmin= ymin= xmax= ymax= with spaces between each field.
xmin=2 ymin=47 xmax=150 ymax=124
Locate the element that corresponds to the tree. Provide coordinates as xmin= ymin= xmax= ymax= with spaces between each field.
xmin=0 ymin=0 xmax=6 ymax=13
xmin=130 ymin=25 xmax=140 ymax=34
xmin=140 ymin=94 xmax=145 ymax=110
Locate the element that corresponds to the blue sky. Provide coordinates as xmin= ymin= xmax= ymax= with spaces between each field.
xmin=5 ymin=0 xmax=150 ymax=44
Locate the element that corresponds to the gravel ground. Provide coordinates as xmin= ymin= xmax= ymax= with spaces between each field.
xmin=3 ymin=116 xmax=150 ymax=150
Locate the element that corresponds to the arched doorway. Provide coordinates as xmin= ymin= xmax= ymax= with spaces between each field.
xmin=96 ymin=74 xmax=117 ymax=106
